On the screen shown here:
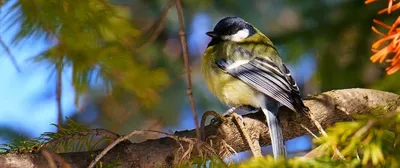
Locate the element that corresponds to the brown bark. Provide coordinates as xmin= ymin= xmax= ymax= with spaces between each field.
xmin=1 ymin=88 xmax=399 ymax=168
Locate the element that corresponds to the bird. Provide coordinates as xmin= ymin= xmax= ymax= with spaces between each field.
xmin=201 ymin=16 xmax=309 ymax=159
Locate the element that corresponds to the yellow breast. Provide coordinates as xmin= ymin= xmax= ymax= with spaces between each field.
xmin=201 ymin=47 xmax=260 ymax=108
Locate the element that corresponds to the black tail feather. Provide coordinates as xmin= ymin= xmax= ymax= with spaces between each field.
xmin=262 ymin=97 xmax=287 ymax=159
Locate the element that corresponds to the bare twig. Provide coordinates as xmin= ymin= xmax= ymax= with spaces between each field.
xmin=0 ymin=37 xmax=21 ymax=72
xmin=90 ymin=128 xmax=121 ymax=140
xmin=87 ymin=129 xmax=198 ymax=168
xmin=307 ymin=112 xmax=345 ymax=160
xmin=355 ymin=109 xmax=400 ymax=138
xmin=41 ymin=148 xmax=71 ymax=168
xmin=300 ymin=124 xmax=319 ymax=139
xmin=175 ymin=0 xmax=201 ymax=141
xmin=41 ymin=149 xmax=57 ymax=168
xmin=232 ymin=113 xmax=262 ymax=157
xmin=138 ymin=0 xmax=174 ymax=50
xmin=109 ymin=100 xmax=134 ymax=131
xmin=219 ymin=139 xmax=238 ymax=164
xmin=87 ymin=131 xmax=142 ymax=168
xmin=302 ymin=144 xmax=329 ymax=159
xmin=147 ymin=117 xmax=164 ymax=130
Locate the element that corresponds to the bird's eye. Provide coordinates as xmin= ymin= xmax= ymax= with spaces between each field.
xmin=230 ymin=28 xmax=240 ymax=35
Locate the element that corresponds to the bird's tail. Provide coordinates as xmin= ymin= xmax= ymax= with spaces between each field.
xmin=262 ymin=99 xmax=287 ymax=160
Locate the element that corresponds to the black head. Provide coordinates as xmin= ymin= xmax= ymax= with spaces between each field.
xmin=206 ymin=17 xmax=256 ymax=42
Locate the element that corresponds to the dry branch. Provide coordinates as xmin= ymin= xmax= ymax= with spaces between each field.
xmin=1 ymin=88 xmax=399 ymax=168
xmin=175 ymin=0 xmax=201 ymax=141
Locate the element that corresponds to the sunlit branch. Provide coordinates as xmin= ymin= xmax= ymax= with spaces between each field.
xmin=1 ymin=89 xmax=399 ymax=168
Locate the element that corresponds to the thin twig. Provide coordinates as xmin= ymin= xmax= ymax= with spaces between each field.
xmin=91 ymin=128 xmax=121 ymax=139
xmin=300 ymin=124 xmax=319 ymax=139
xmin=221 ymin=139 xmax=238 ymax=157
xmin=41 ymin=149 xmax=57 ymax=168
xmin=87 ymin=129 xmax=197 ymax=168
xmin=0 ymin=37 xmax=21 ymax=72
xmin=138 ymin=0 xmax=174 ymax=50
xmin=87 ymin=131 xmax=142 ymax=168
xmin=232 ymin=113 xmax=262 ymax=157
xmin=41 ymin=148 xmax=71 ymax=168
xmin=302 ymin=144 xmax=329 ymax=159
xmin=110 ymin=100 xmax=134 ymax=131
xmin=147 ymin=117 xmax=164 ymax=130
xmin=175 ymin=0 xmax=201 ymax=142
xmin=354 ymin=109 xmax=400 ymax=138
xmin=307 ymin=112 xmax=345 ymax=160
xmin=56 ymin=63 xmax=63 ymax=131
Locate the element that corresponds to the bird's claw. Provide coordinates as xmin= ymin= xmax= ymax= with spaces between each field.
xmin=233 ymin=114 xmax=245 ymax=126
xmin=210 ymin=117 xmax=221 ymax=125
xmin=210 ymin=106 xmax=248 ymax=126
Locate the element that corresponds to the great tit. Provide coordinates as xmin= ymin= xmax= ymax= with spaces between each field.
xmin=201 ymin=16 xmax=309 ymax=159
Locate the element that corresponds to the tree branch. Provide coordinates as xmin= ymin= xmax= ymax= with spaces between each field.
xmin=1 ymin=88 xmax=399 ymax=168
xmin=175 ymin=0 xmax=201 ymax=142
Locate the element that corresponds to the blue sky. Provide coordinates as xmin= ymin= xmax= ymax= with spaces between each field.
xmin=0 ymin=2 xmax=76 ymax=141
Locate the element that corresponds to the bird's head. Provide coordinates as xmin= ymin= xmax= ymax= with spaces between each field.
xmin=206 ymin=17 xmax=256 ymax=42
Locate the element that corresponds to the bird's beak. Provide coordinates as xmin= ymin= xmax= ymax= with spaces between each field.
xmin=206 ymin=31 xmax=219 ymax=38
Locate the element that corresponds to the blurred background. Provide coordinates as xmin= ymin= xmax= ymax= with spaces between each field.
xmin=0 ymin=0 xmax=399 ymax=161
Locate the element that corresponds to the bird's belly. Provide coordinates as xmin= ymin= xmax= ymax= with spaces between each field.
xmin=205 ymin=70 xmax=261 ymax=108
xmin=221 ymin=80 xmax=261 ymax=107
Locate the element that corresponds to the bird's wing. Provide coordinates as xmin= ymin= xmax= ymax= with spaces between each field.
xmin=216 ymin=54 xmax=307 ymax=113
xmin=281 ymin=63 xmax=308 ymax=114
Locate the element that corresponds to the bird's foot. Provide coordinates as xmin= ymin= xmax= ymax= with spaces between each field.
xmin=222 ymin=107 xmax=237 ymax=116
xmin=213 ymin=106 xmax=245 ymax=126
xmin=211 ymin=106 xmax=259 ymax=125
xmin=210 ymin=107 xmax=237 ymax=125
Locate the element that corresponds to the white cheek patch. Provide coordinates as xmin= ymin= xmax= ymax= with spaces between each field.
xmin=227 ymin=60 xmax=250 ymax=70
xmin=222 ymin=29 xmax=250 ymax=42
